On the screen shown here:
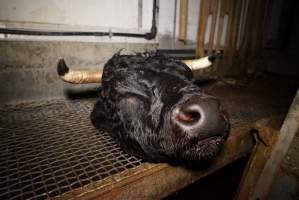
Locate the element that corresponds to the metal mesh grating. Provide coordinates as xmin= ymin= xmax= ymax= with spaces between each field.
xmin=0 ymin=100 xmax=142 ymax=200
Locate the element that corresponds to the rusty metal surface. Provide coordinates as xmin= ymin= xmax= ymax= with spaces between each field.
xmin=235 ymin=117 xmax=282 ymax=200
xmin=0 ymin=78 xmax=296 ymax=200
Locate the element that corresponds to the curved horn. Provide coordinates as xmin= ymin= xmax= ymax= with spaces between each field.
xmin=182 ymin=52 xmax=222 ymax=70
xmin=57 ymin=52 xmax=222 ymax=84
xmin=57 ymin=59 xmax=102 ymax=84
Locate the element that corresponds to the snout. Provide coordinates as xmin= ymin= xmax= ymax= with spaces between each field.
xmin=172 ymin=95 xmax=229 ymax=140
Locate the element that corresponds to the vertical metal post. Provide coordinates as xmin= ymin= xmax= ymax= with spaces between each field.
xmin=172 ymin=0 xmax=178 ymax=48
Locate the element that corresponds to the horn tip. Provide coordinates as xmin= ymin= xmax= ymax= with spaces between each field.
xmin=208 ymin=51 xmax=223 ymax=62
xmin=208 ymin=55 xmax=217 ymax=62
xmin=57 ymin=59 xmax=69 ymax=76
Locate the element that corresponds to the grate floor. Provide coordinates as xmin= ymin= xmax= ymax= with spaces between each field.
xmin=0 ymin=78 xmax=296 ymax=200
xmin=0 ymin=100 xmax=142 ymax=200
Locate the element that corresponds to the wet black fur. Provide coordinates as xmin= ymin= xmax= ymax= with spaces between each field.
xmin=91 ymin=53 xmax=226 ymax=167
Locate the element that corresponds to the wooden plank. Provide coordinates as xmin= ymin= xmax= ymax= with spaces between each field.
xmin=215 ymin=0 xmax=226 ymax=50
xmin=235 ymin=116 xmax=283 ymax=200
xmin=207 ymin=0 xmax=219 ymax=54
xmin=250 ymin=0 xmax=269 ymax=58
xmin=239 ymin=0 xmax=256 ymax=64
xmin=251 ymin=90 xmax=299 ymax=200
xmin=196 ymin=0 xmax=210 ymax=57
xmin=215 ymin=0 xmax=228 ymax=73
xmin=195 ymin=0 xmax=269 ymax=74
xmin=237 ymin=0 xmax=269 ymax=73
xmin=224 ymin=0 xmax=242 ymax=71
xmin=178 ymin=0 xmax=189 ymax=43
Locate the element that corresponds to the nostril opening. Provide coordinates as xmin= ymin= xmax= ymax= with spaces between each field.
xmin=177 ymin=110 xmax=201 ymax=123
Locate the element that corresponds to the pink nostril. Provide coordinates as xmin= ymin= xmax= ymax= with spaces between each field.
xmin=172 ymin=95 xmax=229 ymax=139
xmin=177 ymin=110 xmax=201 ymax=123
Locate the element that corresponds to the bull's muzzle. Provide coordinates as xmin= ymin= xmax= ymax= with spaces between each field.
xmin=172 ymin=95 xmax=229 ymax=140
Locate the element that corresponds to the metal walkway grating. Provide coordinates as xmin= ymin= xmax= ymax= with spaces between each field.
xmin=0 ymin=100 xmax=142 ymax=200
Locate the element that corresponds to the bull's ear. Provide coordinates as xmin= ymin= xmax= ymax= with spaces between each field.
xmin=90 ymin=96 xmax=111 ymax=130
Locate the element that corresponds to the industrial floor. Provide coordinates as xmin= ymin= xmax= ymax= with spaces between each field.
xmin=0 ymin=75 xmax=298 ymax=199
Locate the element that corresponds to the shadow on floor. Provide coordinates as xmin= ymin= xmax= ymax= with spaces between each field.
xmin=164 ymin=156 xmax=249 ymax=200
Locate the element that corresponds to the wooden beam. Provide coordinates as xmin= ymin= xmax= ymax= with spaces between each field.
xmin=251 ymin=90 xmax=299 ymax=200
xmin=196 ymin=0 xmax=210 ymax=57
xmin=215 ymin=0 xmax=227 ymax=51
xmin=225 ymin=0 xmax=242 ymax=70
xmin=235 ymin=116 xmax=282 ymax=200
xmin=178 ymin=0 xmax=189 ymax=43
xmin=207 ymin=0 xmax=219 ymax=54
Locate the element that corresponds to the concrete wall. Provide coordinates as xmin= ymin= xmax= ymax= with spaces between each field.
xmin=0 ymin=0 xmax=152 ymax=31
xmin=0 ymin=0 xmax=160 ymax=104
xmin=0 ymin=0 xmax=202 ymax=44
xmin=158 ymin=0 xmax=200 ymax=46
xmin=0 ymin=0 xmax=156 ymax=44
xmin=0 ymin=41 xmax=157 ymax=104
xmin=158 ymin=0 xmax=177 ymax=40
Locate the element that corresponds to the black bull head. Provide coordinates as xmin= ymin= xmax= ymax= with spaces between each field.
xmin=57 ymin=53 xmax=230 ymax=167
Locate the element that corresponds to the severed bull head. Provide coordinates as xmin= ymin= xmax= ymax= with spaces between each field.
xmin=57 ymin=52 xmax=229 ymax=167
